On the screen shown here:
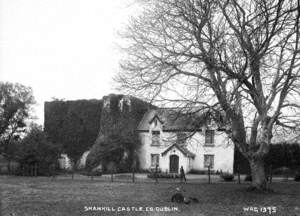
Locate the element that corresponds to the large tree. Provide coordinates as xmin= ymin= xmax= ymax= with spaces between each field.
xmin=16 ymin=124 xmax=60 ymax=176
xmin=117 ymin=0 xmax=300 ymax=190
xmin=0 ymin=82 xmax=35 ymax=157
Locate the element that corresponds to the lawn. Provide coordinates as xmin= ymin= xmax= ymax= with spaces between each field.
xmin=0 ymin=175 xmax=299 ymax=216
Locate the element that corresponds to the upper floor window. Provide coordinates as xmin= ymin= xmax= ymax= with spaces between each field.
xmin=205 ymin=130 xmax=215 ymax=145
xmin=151 ymin=131 xmax=160 ymax=146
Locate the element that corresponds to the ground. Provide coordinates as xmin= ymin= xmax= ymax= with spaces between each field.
xmin=0 ymin=175 xmax=299 ymax=216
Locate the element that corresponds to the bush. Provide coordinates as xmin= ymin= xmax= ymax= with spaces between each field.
xmin=294 ymin=172 xmax=300 ymax=182
xmin=15 ymin=126 xmax=60 ymax=176
xmin=81 ymin=170 xmax=102 ymax=176
xmin=189 ymin=169 xmax=216 ymax=175
xmin=220 ymin=172 xmax=234 ymax=181
xmin=147 ymin=173 xmax=180 ymax=179
xmin=272 ymin=166 xmax=293 ymax=176
xmin=244 ymin=175 xmax=252 ymax=182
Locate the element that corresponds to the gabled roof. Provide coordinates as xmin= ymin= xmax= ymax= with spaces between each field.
xmin=137 ymin=108 xmax=219 ymax=132
xmin=161 ymin=144 xmax=195 ymax=158
xmin=149 ymin=114 xmax=164 ymax=125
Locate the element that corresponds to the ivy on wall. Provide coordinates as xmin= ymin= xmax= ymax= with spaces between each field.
xmin=44 ymin=94 xmax=153 ymax=171
xmin=44 ymin=99 xmax=103 ymax=163
xmin=86 ymin=94 xmax=153 ymax=172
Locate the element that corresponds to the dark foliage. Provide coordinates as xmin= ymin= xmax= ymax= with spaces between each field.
xmin=79 ymin=169 xmax=102 ymax=177
xmin=234 ymin=143 xmax=300 ymax=174
xmin=220 ymin=172 xmax=234 ymax=181
xmin=244 ymin=175 xmax=252 ymax=182
xmin=0 ymin=82 xmax=35 ymax=157
xmin=86 ymin=94 xmax=152 ymax=172
xmin=44 ymin=99 xmax=102 ymax=163
xmin=265 ymin=143 xmax=300 ymax=171
xmin=272 ymin=167 xmax=292 ymax=175
xmin=15 ymin=125 xmax=60 ymax=176
xmin=147 ymin=173 xmax=180 ymax=178
xmin=188 ymin=169 xmax=217 ymax=175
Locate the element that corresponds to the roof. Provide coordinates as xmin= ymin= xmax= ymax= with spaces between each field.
xmin=161 ymin=144 xmax=196 ymax=158
xmin=137 ymin=108 xmax=217 ymax=132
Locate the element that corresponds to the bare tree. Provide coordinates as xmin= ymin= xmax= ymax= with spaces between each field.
xmin=116 ymin=0 xmax=300 ymax=190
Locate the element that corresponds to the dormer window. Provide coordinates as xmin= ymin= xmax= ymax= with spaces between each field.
xmin=205 ymin=130 xmax=215 ymax=146
xmin=151 ymin=131 xmax=160 ymax=146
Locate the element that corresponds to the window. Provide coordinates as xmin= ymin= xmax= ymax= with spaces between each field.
xmin=205 ymin=130 xmax=215 ymax=145
xmin=151 ymin=154 xmax=159 ymax=167
xmin=204 ymin=154 xmax=214 ymax=169
xmin=188 ymin=158 xmax=193 ymax=169
xmin=151 ymin=131 xmax=160 ymax=146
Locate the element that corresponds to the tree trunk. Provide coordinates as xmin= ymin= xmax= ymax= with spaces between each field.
xmin=249 ymin=158 xmax=267 ymax=190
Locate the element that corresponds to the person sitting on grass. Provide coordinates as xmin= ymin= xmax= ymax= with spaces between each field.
xmin=171 ymin=187 xmax=199 ymax=204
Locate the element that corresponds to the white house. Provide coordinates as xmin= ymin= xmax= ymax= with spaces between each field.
xmin=136 ymin=109 xmax=234 ymax=173
xmin=56 ymin=96 xmax=234 ymax=174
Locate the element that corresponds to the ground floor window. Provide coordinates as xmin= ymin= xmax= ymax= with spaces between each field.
xmin=204 ymin=154 xmax=214 ymax=169
xmin=188 ymin=158 xmax=193 ymax=169
xmin=151 ymin=154 xmax=160 ymax=167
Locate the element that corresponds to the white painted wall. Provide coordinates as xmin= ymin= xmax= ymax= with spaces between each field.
xmin=138 ymin=122 xmax=234 ymax=173
xmin=137 ymin=119 xmax=176 ymax=171
xmin=186 ymin=131 xmax=234 ymax=173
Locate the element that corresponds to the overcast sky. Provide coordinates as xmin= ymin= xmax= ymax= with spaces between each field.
xmin=0 ymin=0 xmax=139 ymax=124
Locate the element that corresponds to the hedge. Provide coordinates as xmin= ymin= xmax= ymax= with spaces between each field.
xmin=234 ymin=143 xmax=300 ymax=174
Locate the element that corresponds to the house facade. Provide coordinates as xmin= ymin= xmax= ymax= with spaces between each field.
xmin=51 ymin=95 xmax=234 ymax=173
xmin=137 ymin=109 xmax=234 ymax=173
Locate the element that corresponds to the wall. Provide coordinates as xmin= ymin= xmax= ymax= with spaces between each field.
xmin=186 ymin=131 xmax=234 ymax=173
xmin=44 ymin=99 xmax=102 ymax=162
xmin=138 ymin=120 xmax=234 ymax=173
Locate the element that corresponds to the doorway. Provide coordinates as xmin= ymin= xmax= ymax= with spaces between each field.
xmin=169 ymin=155 xmax=179 ymax=173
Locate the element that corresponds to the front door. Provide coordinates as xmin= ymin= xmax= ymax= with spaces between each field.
xmin=169 ymin=155 xmax=179 ymax=173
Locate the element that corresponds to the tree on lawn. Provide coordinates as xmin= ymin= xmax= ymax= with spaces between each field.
xmin=0 ymin=82 xmax=35 ymax=159
xmin=117 ymin=0 xmax=300 ymax=190
xmin=17 ymin=124 xmax=60 ymax=176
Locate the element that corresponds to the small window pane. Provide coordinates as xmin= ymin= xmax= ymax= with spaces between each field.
xmin=151 ymin=154 xmax=159 ymax=167
xmin=152 ymin=131 xmax=160 ymax=146
xmin=204 ymin=154 xmax=214 ymax=169
xmin=205 ymin=130 xmax=215 ymax=145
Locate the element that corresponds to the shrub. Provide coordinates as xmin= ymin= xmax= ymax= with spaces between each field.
xmin=80 ymin=168 xmax=102 ymax=176
xmin=220 ymin=172 xmax=234 ymax=181
xmin=294 ymin=172 xmax=300 ymax=182
xmin=15 ymin=126 xmax=60 ymax=176
xmin=244 ymin=175 xmax=252 ymax=182
xmin=272 ymin=166 xmax=292 ymax=175
xmin=188 ymin=169 xmax=216 ymax=175
xmin=147 ymin=173 xmax=180 ymax=179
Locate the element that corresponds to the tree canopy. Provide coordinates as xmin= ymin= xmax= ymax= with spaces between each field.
xmin=0 ymin=82 xmax=35 ymax=157
xmin=16 ymin=124 xmax=60 ymax=175
xmin=117 ymin=0 xmax=300 ymax=190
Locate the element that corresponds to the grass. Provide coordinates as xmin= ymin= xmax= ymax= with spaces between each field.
xmin=0 ymin=175 xmax=300 ymax=216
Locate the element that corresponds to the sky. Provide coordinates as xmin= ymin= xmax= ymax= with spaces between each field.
xmin=0 ymin=0 xmax=139 ymax=124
